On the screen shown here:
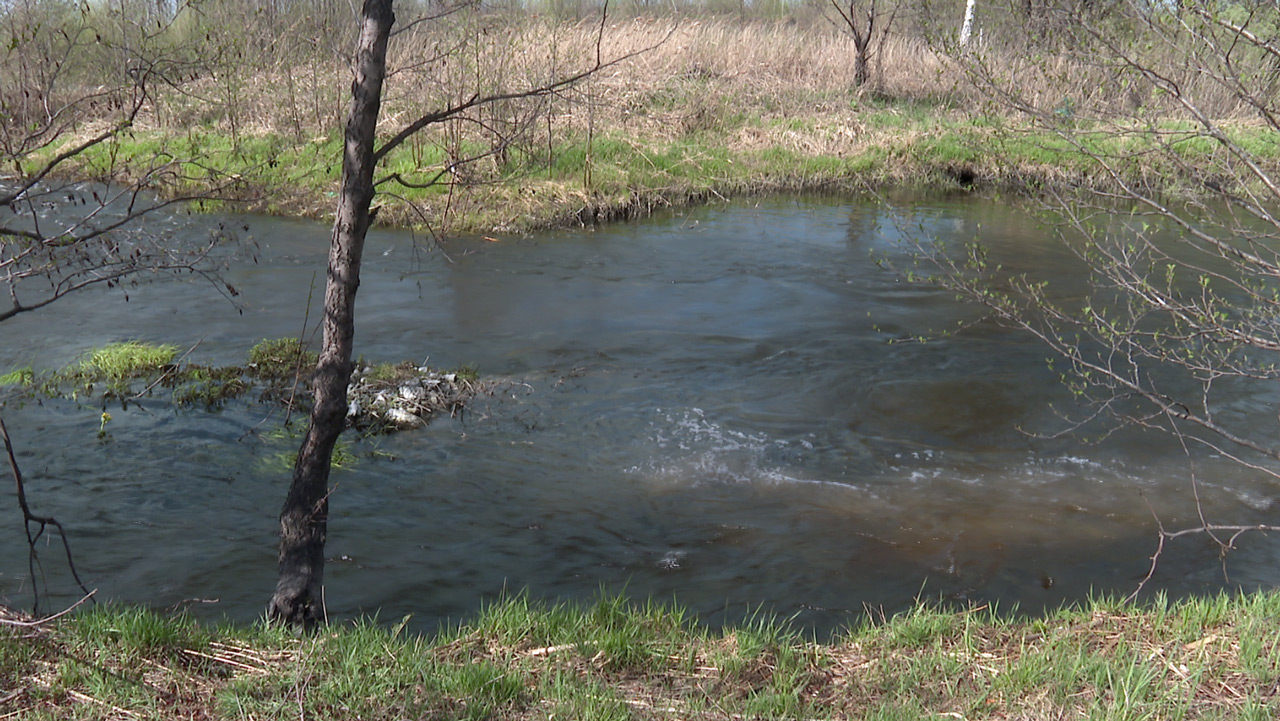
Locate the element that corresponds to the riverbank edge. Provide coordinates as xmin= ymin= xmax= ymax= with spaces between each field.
xmin=2 ymin=589 xmax=1277 ymax=719
xmin=37 ymin=116 xmax=1238 ymax=236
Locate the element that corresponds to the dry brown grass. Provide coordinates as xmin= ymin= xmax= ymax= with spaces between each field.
xmin=29 ymin=10 xmax=1276 ymax=234
xmin=140 ymin=16 xmax=970 ymax=143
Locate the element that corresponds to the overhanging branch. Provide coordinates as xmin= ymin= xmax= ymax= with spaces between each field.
xmin=372 ymin=18 xmax=674 ymax=164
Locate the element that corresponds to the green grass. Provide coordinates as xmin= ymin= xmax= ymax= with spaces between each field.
xmin=26 ymin=341 xmax=181 ymax=398
xmin=0 ymin=365 xmax=33 ymax=386
xmin=8 ymin=101 xmax=1095 ymax=234
xmin=361 ymin=361 xmax=422 ymax=384
xmin=66 ymin=604 xmax=211 ymax=659
xmin=4 ymin=591 xmax=1280 ymax=719
xmin=30 ymin=87 xmax=1280 ymax=236
xmin=247 ymin=337 xmax=317 ymax=381
xmin=78 ymin=341 xmax=177 ymax=381
xmin=24 ymin=340 xmax=246 ymax=404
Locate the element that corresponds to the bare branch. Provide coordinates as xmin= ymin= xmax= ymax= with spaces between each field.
xmin=373 ymin=19 xmax=674 ymax=164
xmin=0 ymin=589 xmax=97 ymax=628
xmin=1 ymin=416 xmax=93 ymax=614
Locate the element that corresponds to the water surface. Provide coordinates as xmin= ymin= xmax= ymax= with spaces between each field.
xmin=2 ymin=195 xmax=1275 ymax=633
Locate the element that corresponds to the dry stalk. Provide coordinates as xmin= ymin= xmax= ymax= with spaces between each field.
xmin=0 ymin=591 xmax=96 ymax=629
xmin=65 ymin=689 xmax=140 ymax=719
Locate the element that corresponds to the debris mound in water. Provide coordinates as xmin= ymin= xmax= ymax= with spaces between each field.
xmin=345 ymin=362 xmax=478 ymax=432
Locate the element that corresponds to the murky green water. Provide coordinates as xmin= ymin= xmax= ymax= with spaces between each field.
xmin=2 ymin=195 xmax=1276 ymax=633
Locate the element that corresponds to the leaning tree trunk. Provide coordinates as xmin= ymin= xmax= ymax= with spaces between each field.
xmin=268 ymin=0 xmax=395 ymax=628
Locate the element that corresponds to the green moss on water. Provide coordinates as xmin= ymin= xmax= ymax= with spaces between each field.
xmin=170 ymin=369 xmax=250 ymax=408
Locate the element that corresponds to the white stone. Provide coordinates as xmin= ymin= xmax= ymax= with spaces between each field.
xmin=385 ymin=408 xmax=423 ymax=428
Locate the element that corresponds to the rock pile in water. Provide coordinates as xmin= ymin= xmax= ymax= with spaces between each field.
xmin=345 ymin=363 xmax=478 ymax=432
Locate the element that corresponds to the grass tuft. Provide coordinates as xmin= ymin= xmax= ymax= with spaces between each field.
xmin=246 ymin=337 xmax=316 ymax=381
xmin=67 ymin=604 xmax=210 ymax=659
xmin=0 ymin=365 xmax=33 ymax=386
xmin=79 ymin=341 xmax=177 ymax=381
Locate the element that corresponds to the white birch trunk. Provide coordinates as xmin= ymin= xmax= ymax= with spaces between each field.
xmin=960 ymin=0 xmax=977 ymax=46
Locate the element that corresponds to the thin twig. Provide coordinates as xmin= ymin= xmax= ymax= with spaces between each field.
xmin=1127 ymin=492 xmax=1168 ymax=603
xmin=65 ymin=689 xmax=139 ymax=719
xmin=283 ymin=273 xmax=318 ymax=427
xmin=1 ymin=415 xmax=93 ymax=613
xmin=0 ymin=589 xmax=96 ymax=628
xmin=129 ymin=337 xmax=206 ymax=402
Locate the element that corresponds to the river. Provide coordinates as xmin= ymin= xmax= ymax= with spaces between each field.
xmin=1 ymin=194 xmax=1276 ymax=634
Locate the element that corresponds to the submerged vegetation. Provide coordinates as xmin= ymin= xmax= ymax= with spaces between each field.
xmin=3 ymin=591 xmax=1279 ymax=719
xmin=0 ymin=339 xmax=481 ymax=434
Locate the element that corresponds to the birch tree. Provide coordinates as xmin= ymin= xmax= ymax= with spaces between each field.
xmin=959 ymin=0 xmax=976 ymax=46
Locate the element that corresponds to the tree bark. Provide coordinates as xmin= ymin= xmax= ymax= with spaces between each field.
xmin=959 ymin=0 xmax=977 ymax=47
xmin=267 ymin=0 xmax=395 ymax=629
xmin=833 ymin=0 xmax=875 ymax=87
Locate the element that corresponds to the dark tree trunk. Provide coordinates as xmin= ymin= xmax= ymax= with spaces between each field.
xmin=853 ymin=46 xmax=870 ymax=87
xmin=267 ymin=0 xmax=395 ymax=629
xmin=833 ymin=0 xmax=875 ymax=87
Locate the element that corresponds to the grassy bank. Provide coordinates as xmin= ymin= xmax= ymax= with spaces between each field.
xmin=3 ymin=591 xmax=1279 ymax=719
xmin=34 ymin=16 xmax=1280 ymax=236
xmin=63 ymin=110 xmax=1276 ymax=235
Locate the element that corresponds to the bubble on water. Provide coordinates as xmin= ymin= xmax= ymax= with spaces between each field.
xmin=657 ymin=550 xmax=686 ymax=570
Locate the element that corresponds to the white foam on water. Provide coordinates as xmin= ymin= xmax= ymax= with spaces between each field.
xmin=878 ymin=447 xmax=1150 ymax=511
xmin=656 ymin=550 xmax=686 ymax=570
xmin=1230 ymin=490 xmax=1274 ymax=511
xmin=627 ymin=408 xmax=859 ymax=493
xmin=627 ymin=409 xmax=1181 ymax=519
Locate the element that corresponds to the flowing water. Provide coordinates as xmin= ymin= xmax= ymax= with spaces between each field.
xmin=2 ymin=194 xmax=1277 ymax=634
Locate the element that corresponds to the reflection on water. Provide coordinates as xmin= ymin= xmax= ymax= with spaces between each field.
xmin=1 ymin=195 xmax=1276 ymax=635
